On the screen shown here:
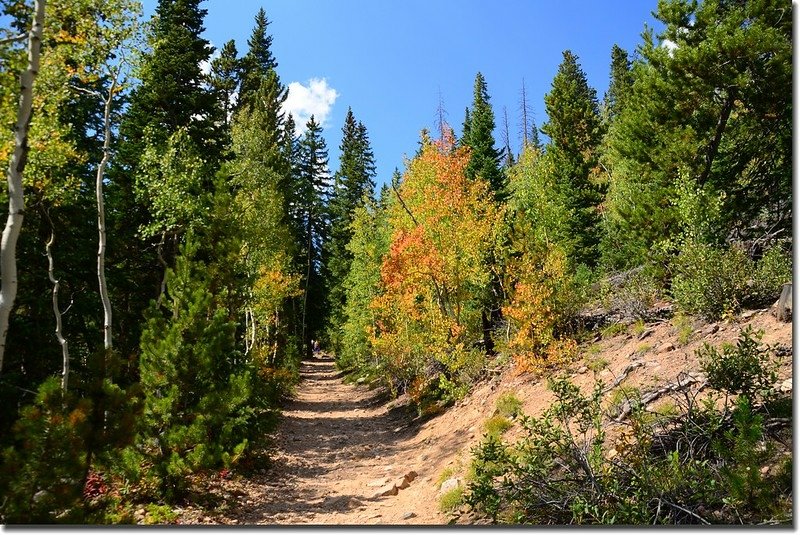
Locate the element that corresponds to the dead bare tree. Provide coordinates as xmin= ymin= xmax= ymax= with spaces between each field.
xmin=0 ymin=0 xmax=46 ymax=374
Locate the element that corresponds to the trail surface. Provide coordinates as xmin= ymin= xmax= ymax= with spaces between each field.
xmin=216 ymin=354 xmax=452 ymax=525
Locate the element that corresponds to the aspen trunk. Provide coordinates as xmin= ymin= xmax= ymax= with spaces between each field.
xmin=44 ymin=225 xmax=69 ymax=390
xmin=0 ymin=0 xmax=46 ymax=373
xmin=97 ymin=74 xmax=116 ymax=350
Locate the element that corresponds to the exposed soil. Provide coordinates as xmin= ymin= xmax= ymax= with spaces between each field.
xmin=172 ymin=307 xmax=792 ymax=526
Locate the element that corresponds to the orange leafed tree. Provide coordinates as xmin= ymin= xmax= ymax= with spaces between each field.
xmin=370 ymin=129 xmax=501 ymax=399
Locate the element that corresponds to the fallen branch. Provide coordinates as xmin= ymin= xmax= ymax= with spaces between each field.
xmin=615 ymin=375 xmax=708 ymax=422
xmin=602 ymin=361 xmax=645 ymax=394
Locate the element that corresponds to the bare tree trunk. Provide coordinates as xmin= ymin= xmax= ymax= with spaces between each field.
xmin=0 ymin=0 xmax=46 ymax=374
xmin=45 ymin=222 xmax=69 ymax=390
xmin=96 ymin=72 xmax=117 ymax=350
xmin=520 ymin=78 xmax=530 ymax=147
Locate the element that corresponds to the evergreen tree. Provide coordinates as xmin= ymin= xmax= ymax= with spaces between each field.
xmin=295 ymin=116 xmax=332 ymax=351
xmin=462 ymin=72 xmax=505 ymax=198
xmin=238 ymin=7 xmax=279 ymax=109
xmin=602 ymin=0 xmax=792 ymax=268
xmin=137 ymin=237 xmax=250 ymax=500
xmin=109 ymin=0 xmax=222 ymax=356
xmin=541 ymin=50 xmax=605 ymax=267
xmin=118 ymin=0 xmax=221 ymax=158
xmin=325 ymin=108 xmax=377 ymax=350
xmin=210 ymin=39 xmax=241 ymax=131
xmin=603 ymin=44 xmax=633 ymax=125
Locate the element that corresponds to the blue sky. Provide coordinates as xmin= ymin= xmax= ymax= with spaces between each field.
xmin=142 ymin=0 xmax=664 ymax=186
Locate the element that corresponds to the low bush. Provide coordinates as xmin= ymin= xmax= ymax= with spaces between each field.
xmin=670 ymin=242 xmax=751 ymax=320
xmin=464 ymin=327 xmax=792 ymax=525
xmin=671 ymin=241 xmax=793 ymax=321
xmin=495 ymin=392 xmax=523 ymax=418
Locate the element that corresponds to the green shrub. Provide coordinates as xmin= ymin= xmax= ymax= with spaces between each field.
xmin=749 ymin=244 xmax=792 ymax=307
xmin=465 ymin=371 xmax=792 ymax=525
xmin=439 ymin=486 xmax=464 ymax=513
xmin=670 ymin=242 xmax=752 ymax=321
xmin=698 ymin=325 xmax=779 ymax=403
xmin=483 ymin=415 xmax=513 ymax=438
xmin=495 ymin=392 xmax=523 ymax=418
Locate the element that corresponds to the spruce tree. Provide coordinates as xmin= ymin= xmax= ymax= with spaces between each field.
xmin=541 ymin=50 xmax=605 ymax=267
xmin=325 ymin=108 xmax=377 ymax=350
xmin=109 ymin=0 xmax=222 ymax=355
xmin=238 ymin=7 xmax=279 ymax=109
xmin=462 ymin=72 xmax=505 ymax=198
xmin=118 ymin=0 xmax=221 ymax=158
xmin=603 ymin=44 xmax=633 ymax=125
xmin=210 ymin=39 xmax=241 ymax=131
xmin=295 ymin=116 xmax=331 ymax=351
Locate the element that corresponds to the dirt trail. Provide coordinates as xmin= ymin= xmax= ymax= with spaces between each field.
xmin=215 ymin=354 xmax=452 ymax=525
xmin=182 ymin=309 xmax=791 ymax=526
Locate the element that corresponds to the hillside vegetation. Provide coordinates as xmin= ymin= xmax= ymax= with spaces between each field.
xmin=0 ymin=0 xmax=792 ymax=525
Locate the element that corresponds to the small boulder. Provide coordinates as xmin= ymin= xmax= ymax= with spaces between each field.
xmin=577 ymin=365 xmax=588 ymax=374
xmin=402 ymin=511 xmax=416 ymax=520
xmin=780 ymin=378 xmax=792 ymax=392
xmin=439 ymin=477 xmax=461 ymax=494
xmin=372 ymin=484 xmax=398 ymax=499
xmin=659 ymin=342 xmax=675 ymax=353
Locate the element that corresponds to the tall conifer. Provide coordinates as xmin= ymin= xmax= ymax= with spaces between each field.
xmin=542 ymin=50 xmax=604 ymax=267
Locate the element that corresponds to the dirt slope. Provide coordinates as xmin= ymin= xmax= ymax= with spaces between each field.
xmin=173 ymin=308 xmax=792 ymax=526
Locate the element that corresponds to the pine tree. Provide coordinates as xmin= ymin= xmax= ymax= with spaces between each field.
xmin=603 ymin=44 xmax=633 ymax=125
xmin=118 ymin=0 xmax=221 ymax=158
xmin=238 ymin=7 xmax=279 ymax=109
xmin=295 ymin=116 xmax=331 ymax=352
xmin=541 ymin=50 xmax=605 ymax=267
xmin=462 ymin=72 xmax=505 ymax=198
xmin=602 ymin=0 xmax=791 ymax=269
xmin=325 ymin=108 xmax=377 ymax=350
xmin=210 ymin=39 xmax=241 ymax=131
xmin=138 ymin=237 xmax=250 ymax=500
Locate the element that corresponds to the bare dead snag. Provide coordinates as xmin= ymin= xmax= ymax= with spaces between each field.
xmin=0 ymin=0 xmax=46 ymax=374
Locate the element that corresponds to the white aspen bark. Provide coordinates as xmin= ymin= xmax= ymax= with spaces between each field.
xmin=0 ymin=0 xmax=46 ymax=374
xmin=96 ymin=74 xmax=117 ymax=350
xmin=45 ymin=229 xmax=69 ymax=390
xmin=244 ymin=307 xmax=251 ymax=355
xmin=249 ymin=307 xmax=256 ymax=352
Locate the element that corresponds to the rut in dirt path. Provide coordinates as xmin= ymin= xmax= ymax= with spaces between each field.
xmin=225 ymin=354 xmax=424 ymax=525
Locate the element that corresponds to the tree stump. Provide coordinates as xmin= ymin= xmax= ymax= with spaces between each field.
xmin=773 ymin=282 xmax=792 ymax=322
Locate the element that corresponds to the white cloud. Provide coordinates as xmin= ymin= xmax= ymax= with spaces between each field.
xmin=660 ymin=39 xmax=678 ymax=55
xmin=282 ymin=78 xmax=339 ymax=134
